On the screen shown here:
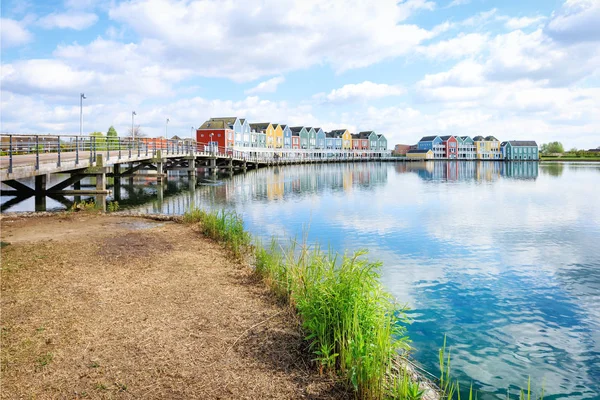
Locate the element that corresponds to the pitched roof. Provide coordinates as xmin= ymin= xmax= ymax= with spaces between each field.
xmin=359 ymin=131 xmax=375 ymax=136
xmin=305 ymin=127 xmax=313 ymax=131
xmin=509 ymin=140 xmax=538 ymax=147
xmin=171 ymin=135 xmax=182 ymax=140
xmin=460 ymin=136 xmax=472 ymax=140
xmin=329 ymin=129 xmax=348 ymax=137
xmin=419 ymin=135 xmax=439 ymax=142
xmin=290 ymin=126 xmax=304 ymax=134
xmin=351 ymin=133 xmax=360 ymax=139
xmin=473 ymin=135 xmax=485 ymax=141
xmin=199 ymin=120 xmax=228 ymax=129
xmin=358 ymin=132 xmax=372 ymax=139
xmin=280 ymin=124 xmax=288 ymax=130
xmin=377 ymin=134 xmax=385 ymax=139
xmin=408 ymin=149 xmax=432 ymax=154
xmin=210 ymin=117 xmax=238 ymax=126
xmin=314 ymin=127 xmax=323 ymax=132
xmin=485 ymin=135 xmax=499 ymax=141
xmin=249 ymin=123 xmax=272 ymax=132
xmin=239 ymin=118 xmax=246 ymax=124
xmin=439 ymin=135 xmax=454 ymax=141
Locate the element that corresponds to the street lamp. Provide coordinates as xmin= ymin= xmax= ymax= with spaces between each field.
xmin=166 ymin=118 xmax=170 ymax=137
xmin=79 ymin=93 xmax=86 ymax=136
xmin=132 ymin=111 xmax=137 ymax=139
xmin=210 ymin=132 xmax=214 ymax=154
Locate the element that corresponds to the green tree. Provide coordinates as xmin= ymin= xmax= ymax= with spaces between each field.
xmin=89 ymin=131 xmax=107 ymax=151
xmin=541 ymin=141 xmax=564 ymax=154
xmin=107 ymin=126 xmax=119 ymax=150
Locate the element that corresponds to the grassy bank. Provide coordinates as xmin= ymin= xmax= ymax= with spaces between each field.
xmin=541 ymin=156 xmax=600 ymax=162
xmin=182 ymin=208 xmax=544 ymax=400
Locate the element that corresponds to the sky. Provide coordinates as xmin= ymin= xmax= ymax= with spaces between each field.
xmin=1 ymin=0 xmax=599 ymax=149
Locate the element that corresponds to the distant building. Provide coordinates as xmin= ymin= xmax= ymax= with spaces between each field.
xmin=393 ymin=144 xmax=411 ymax=156
xmin=457 ymin=136 xmax=476 ymax=159
xmin=197 ymin=120 xmax=234 ymax=150
xmin=417 ymin=136 xmax=444 ymax=158
xmin=474 ymin=135 xmax=502 ymax=159
xmin=439 ymin=135 xmax=458 ymax=159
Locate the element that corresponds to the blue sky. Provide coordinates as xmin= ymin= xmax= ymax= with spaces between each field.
xmin=1 ymin=0 xmax=599 ymax=149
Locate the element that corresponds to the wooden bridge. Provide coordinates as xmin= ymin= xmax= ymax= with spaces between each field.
xmin=0 ymin=134 xmax=396 ymax=206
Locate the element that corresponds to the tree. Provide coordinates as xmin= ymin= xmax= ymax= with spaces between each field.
xmin=541 ymin=141 xmax=564 ymax=154
xmin=89 ymin=131 xmax=107 ymax=151
xmin=569 ymin=147 xmax=578 ymax=153
xmin=128 ymin=125 xmax=146 ymax=138
xmin=107 ymin=126 xmax=119 ymax=149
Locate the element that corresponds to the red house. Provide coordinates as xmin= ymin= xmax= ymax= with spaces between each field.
xmin=197 ymin=120 xmax=234 ymax=152
xmin=440 ymin=135 xmax=458 ymax=159
xmin=291 ymin=134 xmax=300 ymax=149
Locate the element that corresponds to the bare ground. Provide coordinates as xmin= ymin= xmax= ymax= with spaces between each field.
xmin=0 ymin=214 xmax=347 ymax=399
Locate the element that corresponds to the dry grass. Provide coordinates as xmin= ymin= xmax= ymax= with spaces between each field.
xmin=0 ymin=214 xmax=347 ymax=399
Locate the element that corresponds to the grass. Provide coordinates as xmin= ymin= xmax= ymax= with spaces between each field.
xmin=183 ymin=208 xmax=545 ymax=400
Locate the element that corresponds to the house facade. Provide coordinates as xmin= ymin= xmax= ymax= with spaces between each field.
xmin=377 ymin=134 xmax=388 ymax=151
xmin=209 ymin=117 xmax=241 ymax=147
xmin=501 ymin=141 xmax=539 ymax=160
xmin=197 ymin=120 xmax=234 ymax=150
xmin=393 ymin=144 xmax=411 ymax=156
xmin=474 ymin=136 xmax=502 ymax=159
xmin=351 ymin=134 xmax=362 ymax=150
xmin=329 ymin=129 xmax=352 ymax=150
xmin=306 ymin=127 xmax=317 ymax=149
xmin=250 ymin=123 xmax=271 ymax=148
xmin=273 ymin=124 xmax=284 ymax=148
xmin=282 ymin=125 xmax=292 ymax=149
xmin=458 ymin=136 xmax=476 ymax=159
xmin=439 ymin=136 xmax=458 ymax=159
xmin=407 ymin=149 xmax=434 ymax=159
xmin=240 ymin=119 xmax=251 ymax=147
xmin=315 ymin=128 xmax=326 ymax=149
xmin=291 ymin=132 xmax=300 ymax=149
xmin=291 ymin=127 xmax=309 ymax=149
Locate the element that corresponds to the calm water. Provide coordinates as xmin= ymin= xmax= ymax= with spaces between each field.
xmin=2 ymin=161 xmax=600 ymax=398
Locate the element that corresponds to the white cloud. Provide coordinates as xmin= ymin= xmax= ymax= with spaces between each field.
xmin=0 ymin=18 xmax=33 ymax=48
xmin=417 ymin=33 xmax=488 ymax=59
xmin=107 ymin=0 xmax=440 ymax=81
xmin=38 ymin=11 xmax=98 ymax=30
xmin=245 ymin=76 xmax=285 ymax=95
xmin=447 ymin=0 xmax=470 ymax=8
xmin=461 ymin=8 xmax=498 ymax=27
xmin=502 ymin=15 xmax=546 ymax=30
xmin=545 ymin=0 xmax=600 ymax=42
xmin=315 ymin=81 xmax=405 ymax=104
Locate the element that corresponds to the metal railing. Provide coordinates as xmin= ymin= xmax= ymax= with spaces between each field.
xmin=0 ymin=134 xmax=393 ymax=174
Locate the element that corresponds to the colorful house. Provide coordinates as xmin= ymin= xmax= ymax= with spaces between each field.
xmin=351 ymin=134 xmax=362 ymax=150
xmin=358 ymin=132 xmax=371 ymax=149
xmin=250 ymin=123 xmax=270 ymax=148
xmin=458 ymin=136 xmax=475 ymax=159
xmin=376 ymin=134 xmax=388 ymax=151
xmin=501 ymin=141 xmax=539 ymax=160
xmin=315 ymin=128 xmax=326 ymax=149
xmin=306 ymin=127 xmax=317 ymax=149
xmin=407 ymin=149 xmax=434 ymax=159
xmin=290 ymin=127 xmax=308 ymax=149
xmin=209 ymin=117 xmax=241 ymax=146
xmin=325 ymin=131 xmax=343 ymax=149
xmin=362 ymin=131 xmax=378 ymax=150
xmin=197 ymin=120 xmax=234 ymax=150
xmin=282 ymin=125 xmax=292 ymax=149
xmin=439 ymin=135 xmax=458 ymax=159
xmin=240 ymin=118 xmax=251 ymax=147
xmin=291 ymin=130 xmax=300 ymax=149
xmin=417 ymin=136 xmax=443 ymax=158
xmin=474 ymin=136 xmax=502 ymax=159
xmin=393 ymin=144 xmax=411 ymax=156
xmin=273 ymin=124 xmax=284 ymax=148
xmin=330 ymin=129 xmax=351 ymax=150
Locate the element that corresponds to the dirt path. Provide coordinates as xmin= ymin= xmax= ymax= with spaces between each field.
xmin=0 ymin=214 xmax=345 ymax=399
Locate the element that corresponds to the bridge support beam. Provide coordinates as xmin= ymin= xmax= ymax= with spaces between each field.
xmin=210 ymin=157 xmax=217 ymax=176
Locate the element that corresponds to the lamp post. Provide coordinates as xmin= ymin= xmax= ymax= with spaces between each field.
xmin=131 ymin=111 xmax=137 ymax=139
xmin=79 ymin=93 xmax=86 ymax=136
xmin=210 ymin=132 xmax=214 ymax=154
xmin=166 ymin=118 xmax=170 ymax=138
xmin=191 ymin=126 xmax=194 ymax=141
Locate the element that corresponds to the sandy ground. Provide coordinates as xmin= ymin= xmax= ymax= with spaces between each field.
xmin=0 ymin=214 xmax=346 ymax=399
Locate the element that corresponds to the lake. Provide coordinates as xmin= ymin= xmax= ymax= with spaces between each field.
xmin=2 ymin=161 xmax=599 ymax=399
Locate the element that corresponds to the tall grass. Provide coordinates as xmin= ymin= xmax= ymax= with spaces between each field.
xmin=183 ymin=208 xmax=251 ymax=258
xmin=255 ymin=238 xmax=412 ymax=399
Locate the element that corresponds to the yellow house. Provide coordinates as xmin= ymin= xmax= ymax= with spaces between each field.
xmin=252 ymin=123 xmax=274 ymax=148
xmin=407 ymin=149 xmax=433 ymax=159
xmin=342 ymin=130 xmax=352 ymax=150
xmin=272 ymin=124 xmax=283 ymax=148
xmin=474 ymin=135 xmax=502 ymax=159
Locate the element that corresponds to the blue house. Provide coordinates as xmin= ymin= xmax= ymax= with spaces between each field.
xmin=281 ymin=124 xmax=292 ymax=149
xmin=315 ymin=128 xmax=326 ymax=149
xmin=417 ymin=135 xmax=442 ymax=151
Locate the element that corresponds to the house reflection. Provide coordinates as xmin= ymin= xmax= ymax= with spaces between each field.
xmin=396 ymin=161 xmax=538 ymax=181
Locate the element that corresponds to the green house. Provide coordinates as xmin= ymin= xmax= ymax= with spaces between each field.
xmin=501 ymin=141 xmax=539 ymax=160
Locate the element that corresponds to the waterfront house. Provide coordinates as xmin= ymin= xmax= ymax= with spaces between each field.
xmin=329 ymin=129 xmax=351 ymax=150
xmin=458 ymin=136 xmax=476 ymax=159
xmin=282 ymin=125 xmax=292 ymax=149
xmin=440 ymin=135 xmax=458 ymax=159
xmin=306 ymin=127 xmax=317 ymax=149
xmin=250 ymin=123 xmax=271 ymax=148
xmin=197 ymin=120 xmax=234 ymax=151
xmin=290 ymin=127 xmax=309 ymax=149
xmin=273 ymin=124 xmax=284 ymax=148
xmin=358 ymin=132 xmax=371 ymax=150
xmin=501 ymin=141 xmax=539 ymax=160
xmin=407 ymin=149 xmax=434 ymax=159
xmin=377 ymin=134 xmax=388 ymax=152
xmin=240 ymin=119 xmax=251 ymax=147
xmin=351 ymin=133 xmax=362 ymax=150
xmin=417 ymin=136 xmax=443 ymax=158
xmin=315 ymin=128 xmax=326 ymax=149
xmin=361 ymin=131 xmax=378 ymax=150
xmin=474 ymin=135 xmax=502 ymax=159
xmin=209 ymin=117 xmax=242 ymax=147
xmin=291 ymin=130 xmax=300 ymax=149
xmin=325 ymin=132 xmax=335 ymax=149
